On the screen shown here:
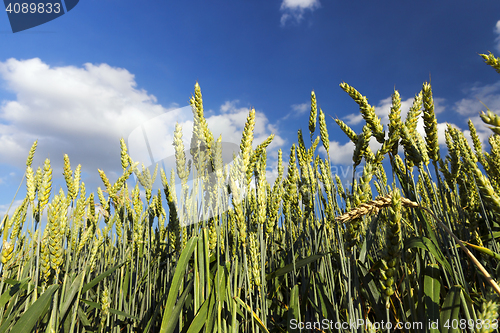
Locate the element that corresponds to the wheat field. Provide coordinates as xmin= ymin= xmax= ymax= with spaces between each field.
xmin=0 ymin=53 xmax=500 ymax=332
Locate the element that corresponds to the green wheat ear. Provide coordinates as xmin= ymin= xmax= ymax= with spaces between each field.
xmin=26 ymin=166 xmax=35 ymax=204
xmin=318 ymin=109 xmax=329 ymax=157
xmin=334 ymin=118 xmax=357 ymax=143
xmin=352 ymin=125 xmax=371 ymax=168
xmin=309 ymin=90 xmax=317 ymax=137
xmin=422 ymin=82 xmax=440 ymax=164
xmin=120 ymin=138 xmax=129 ymax=171
xmin=0 ymin=240 xmax=14 ymax=265
xmin=63 ymin=154 xmax=75 ymax=201
xmin=480 ymin=108 xmax=500 ymax=135
xmin=480 ymin=51 xmax=500 ymax=74
xmin=38 ymin=158 xmax=52 ymax=216
xmin=388 ymin=89 xmax=401 ymax=155
xmin=26 ymin=140 xmax=38 ymax=168
xmin=239 ymin=107 xmax=256 ymax=178
xmin=404 ymin=91 xmax=423 ymax=138
xmin=468 ymin=119 xmax=485 ymax=163
xmin=477 ymin=297 xmax=499 ymax=333
xmin=340 ymin=82 xmax=385 ymax=143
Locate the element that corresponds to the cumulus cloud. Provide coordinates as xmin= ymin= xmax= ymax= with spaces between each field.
xmin=325 ymin=140 xmax=355 ymax=165
xmin=495 ymin=20 xmax=500 ymax=53
xmin=280 ymin=0 xmax=320 ymax=26
xmin=455 ymin=81 xmax=500 ymax=116
xmin=0 ymin=58 xmax=173 ymax=176
xmin=0 ymin=58 xmax=285 ymax=207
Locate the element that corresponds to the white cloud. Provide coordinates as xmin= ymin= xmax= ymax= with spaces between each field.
xmin=0 ymin=58 xmax=286 ymax=204
xmin=495 ymin=20 xmax=500 ymax=53
xmin=0 ymin=58 xmax=173 ymax=177
xmin=453 ymin=81 xmax=500 ymax=146
xmin=210 ymin=100 xmax=286 ymax=152
xmin=343 ymin=113 xmax=363 ymax=126
xmin=281 ymin=0 xmax=320 ymax=11
xmin=280 ymin=0 xmax=320 ymax=26
xmin=292 ymin=103 xmax=309 ymax=115
xmin=282 ymin=102 xmax=309 ymax=120
xmin=455 ymin=81 xmax=500 ymax=116
xmin=220 ymin=100 xmax=240 ymax=113
xmin=317 ymin=140 xmax=355 ymax=165
xmin=329 ymin=140 xmax=355 ymax=164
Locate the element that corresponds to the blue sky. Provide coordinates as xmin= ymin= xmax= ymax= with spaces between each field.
xmin=1 ymin=0 xmax=500 ymax=217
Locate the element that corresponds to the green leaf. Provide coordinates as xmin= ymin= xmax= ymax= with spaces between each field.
xmin=10 ymin=284 xmax=59 ymax=332
xmin=2 ymin=278 xmax=41 ymax=294
xmin=358 ymin=213 xmax=380 ymax=263
xmin=357 ymin=261 xmax=385 ymax=320
xmin=423 ymin=264 xmax=441 ymax=333
xmin=144 ymin=291 xmax=168 ymax=333
xmin=159 ymin=235 xmax=198 ymax=333
xmin=464 ymin=242 xmax=500 ymax=260
xmin=0 ymin=277 xmax=30 ymax=308
xmin=158 ymin=279 xmax=193 ymax=333
xmin=77 ymin=305 xmax=91 ymax=327
xmin=81 ymin=261 xmax=127 ymax=294
xmin=287 ymin=284 xmax=300 ymax=332
xmin=404 ymin=236 xmax=453 ymax=276
xmin=59 ymin=271 xmax=85 ymax=322
xmin=185 ymin=287 xmax=215 ymax=333
xmin=205 ymin=284 xmax=217 ymax=333
xmin=215 ymin=262 xmax=228 ymax=304
xmin=440 ymin=285 xmax=462 ymax=333
xmin=266 ymin=253 xmax=327 ymax=281
xmin=314 ymin=272 xmax=337 ymax=320
xmin=234 ymin=296 xmax=270 ymax=333
xmin=185 ymin=295 xmax=211 ymax=333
